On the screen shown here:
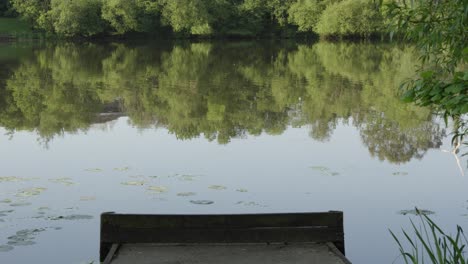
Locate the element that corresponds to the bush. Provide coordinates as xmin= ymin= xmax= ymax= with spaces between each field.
xmin=288 ymin=0 xmax=325 ymax=32
xmin=9 ymin=0 xmax=49 ymax=24
xmin=160 ymin=0 xmax=212 ymax=35
xmin=101 ymin=0 xmax=162 ymax=34
xmin=102 ymin=0 xmax=139 ymax=34
xmin=46 ymin=0 xmax=105 ymax=37
xmin=316 ymin=0 xmax=383 ymax=38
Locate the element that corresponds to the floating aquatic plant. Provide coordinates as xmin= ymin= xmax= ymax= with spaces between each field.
xmin=236 ymin=189 xmax=248 ymax=193
xmin=0 ymin=210 xmax=14 ymax=217
xmin=236 ymin=201 xmax=267 ymax=207
xmin=147 ymin=186 xmax=168 ymax=193
xmin=309 ymin=166 xmax=340 ymax=176
xmin=0 ymin=245 xmax=14 ymax=252
xmin=15 ymin=188 xmax=47 ymax=198
xmin=48 ymin=215 xmax=93 ymax=221
xmin=121 ymin=181 xmax=146 ymax=186
xmin=209 ymin=185 xmax=227 ymax=190
xmin=7 ymin=228 xmax=45 ymax=247
xmin=177 ymin=192 xmax=196 ymax=197
xmin=113 ymin=167 xmax=130 ymax=172
xmin=190 ymin=200 xmax=214 ymax=205
xmin=393 ymin=172 xmax=409 ymax=176
xmin=179 ymin=175 xmax=199 ymax=181
xmin=85 ymin=168 xmax=102 ymax=173
xmin=0 ymin=177 xmax=33 ymax=182
xmin=49 ymin=178 xmax=74 ymax=186
xmin=80 ymin=196 xmax=96 ymax=201
xmin=9 ymin=202 xmax=31 ymax=207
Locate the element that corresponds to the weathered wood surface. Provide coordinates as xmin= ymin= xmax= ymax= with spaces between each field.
xmin=100 ymin=211 xmax=348 ymax=263
xmin=111 ymin=243 xmax=350 ymax=264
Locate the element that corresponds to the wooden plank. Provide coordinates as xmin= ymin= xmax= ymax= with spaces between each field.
xmin=102 ymin=227 xmax=343 ymax=244
xmin=101 ymin=212 xmax=343 ymax=229
xmin=112 ymin=243 xmax=351 ymax=264
xmin=100 ymin=212 xmax=345 ymax=262
xmin=102 ymin=244 xmax=120 ymax=264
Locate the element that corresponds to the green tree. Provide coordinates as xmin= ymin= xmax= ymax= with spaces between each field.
xmin=160 ymin=0 xmax=212 ymax=35
xmin=45 ymin=0 xmax=105 ymax=37
xmin=9 ymin=0 xmax=50 ymax=26
xmin=316 ymin=0 xmax=384 ymax=37
xmin=288 ymin=0 xmax=325 ymax=32
xmin=101 ymin=0 xmax=163 ymax=34
xmin=387 ymin=0 xmax=468 ymax=116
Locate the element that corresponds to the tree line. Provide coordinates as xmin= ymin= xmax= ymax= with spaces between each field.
xmin=1 ymin=0 xmax=390 ymax=38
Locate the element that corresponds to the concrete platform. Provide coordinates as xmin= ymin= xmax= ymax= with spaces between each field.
xmin=111 ymin=243 xmax=350 ymax=264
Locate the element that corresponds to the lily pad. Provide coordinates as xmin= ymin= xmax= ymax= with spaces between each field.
xmin=48 ymin=215 xmax=93 ymax=221
xmin=49 ymin=178 xmax=74 ymax=186
xmin=0 ymin=210 xmax=14 ymax=217
xmin=190 ymin=200 xmax=214 ymax=205
xmin=10 ymin=202 xmax=31 ymax=207
xmin=6 ymin=228 xmax=45 ymax=247
xmin=392 ymin=172 xmax=409 ymax=176
xmin=0 ymin=199 xmax=12 ymax=204
xmin=0 ymin=245 xmax=14 ymax=252
xmin=80 ymin=196 xmax=96 ymax=201
xmin=236 ymin=201 xmax=267 ymax=207
xmin=310 ymin=166 xmax=329 ymax=171
xmin=85 ymin=168 xmax=102 ymax=173
xmin=147 ymin=186 xmax=168 ymax=193
xmin=209 ymin=185 xmax=227 ymax=190
xmin=177 ymin=192 xmax=196 ymax=197
xmin=236 ymin=201 xmax=259 ymax=206
xmin=179 ymin=175 xmax=198 ymax=181
xmin=399 ymin=209 xmax=435 ymax=216
xmin=16 ymin=228 xmax=45 ymax=236
xmin=0 ymin=176 xmax=32 ymax=182
xmin=7 ymin=240 xmax=35 ymax=246
xmin=16 ymin=188 xmax=47 ymax=197
xmin=121 ymin=181 xmax=146 ymax=186
xmin=236 ymin=189 xmax=248 ymax=193
xmin=113 ymin=167 xmax=130 ymax=172
xmin=309 ymin=166 xmax=340 ymax=176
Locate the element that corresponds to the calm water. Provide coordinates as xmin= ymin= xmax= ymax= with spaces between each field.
xmin=0 ymin=41 xmax=466 ymax=264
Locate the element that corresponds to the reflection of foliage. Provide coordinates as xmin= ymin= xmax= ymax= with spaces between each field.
xmin=0 ymin=44 xmax=110 ymax=141
xmin=359 ymin=112 xmax=443 ymax=164
xmin=0 ymin=41 xmax=445 ymax=163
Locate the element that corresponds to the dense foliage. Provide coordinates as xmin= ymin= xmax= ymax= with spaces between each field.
xmin=4 ymin=0 xmax=392 ymax=38
xmin=387 ymin=0 xmax=467 ymax=147
xmin=316 ymin=0 xmax=384 ymax=37
xmin=388 ymin=0 xmax=467 ymax=116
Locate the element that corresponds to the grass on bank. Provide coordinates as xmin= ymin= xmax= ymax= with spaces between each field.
xmin=390 ymin=209 xmax=468 ymax=264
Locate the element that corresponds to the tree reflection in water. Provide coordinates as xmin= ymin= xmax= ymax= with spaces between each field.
xmin=0 ymin=41 xmax=445 ymax=163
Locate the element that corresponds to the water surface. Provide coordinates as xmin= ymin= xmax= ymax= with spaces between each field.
xmin=0 ymin=41 xmax=466 ymax=264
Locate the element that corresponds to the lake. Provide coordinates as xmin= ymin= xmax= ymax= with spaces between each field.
xmin=0 ymin=40 xmax=467 ymax=264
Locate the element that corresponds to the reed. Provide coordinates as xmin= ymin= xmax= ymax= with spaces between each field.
xmin=390 ymin=209 xmax=468 ymax=264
